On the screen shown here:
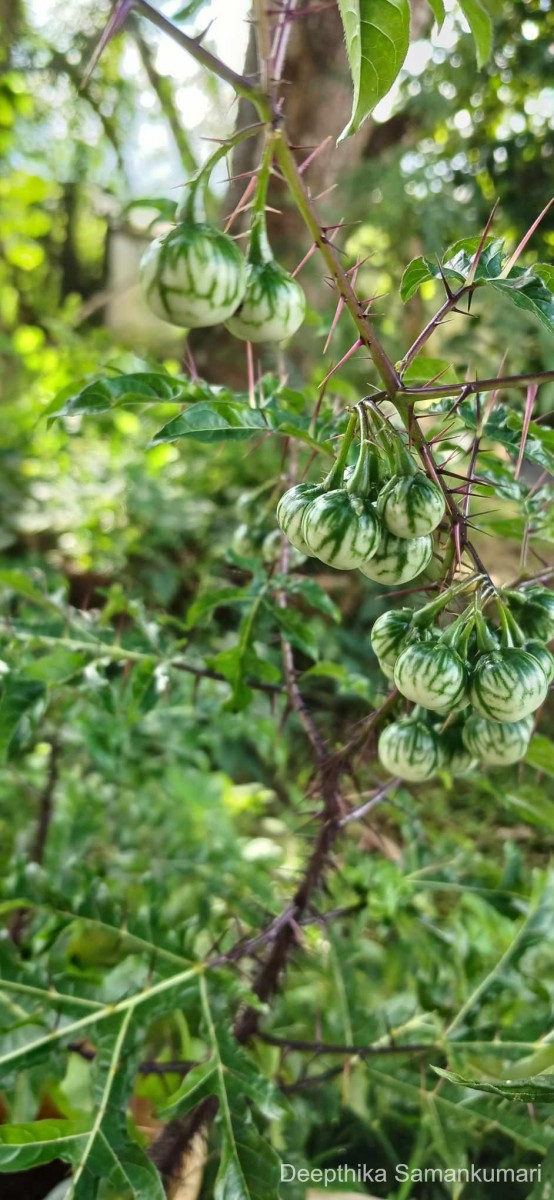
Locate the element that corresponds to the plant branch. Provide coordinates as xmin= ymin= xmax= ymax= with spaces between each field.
xmin=134 ymin=0 xmax=269 ymax=108
xmin=258 ymin=1032 xmax=437 ymax=1058
xmin=10 ymin=742 xmax=60 ymax=945
xmin=401 ymin=368 xmax=554 ymax=402
xmin=253 ymin=0 xmax=272 ymax=93
xmin=132 ymin=22 xmax=197 ymax=172
xmin=398 ymin=286 xmax=471 ymax=375
xmin=87 ymin=0 xmax=271 ymax=113
xmin=274 ymin=133 xmax=401 ymax=395
xmin=0 ymin=627 xmax=284 ymax=696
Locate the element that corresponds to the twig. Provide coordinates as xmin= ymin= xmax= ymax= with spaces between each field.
xmin=10 ymin=742 xmax=60 ymax=945
xmin=339 ymin=778 xmax=399 ymax=827
xmin=259 ymin=1032 xmax=436 ymax=1058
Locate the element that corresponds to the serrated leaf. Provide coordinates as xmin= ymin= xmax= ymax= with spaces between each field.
xmin=366 ymin=1065 xmax=551 ymax=1154
xmin=337 ymin=0 xmax=410 ymax=142
xmin=458 ymin=0 xmax=493 ymax=67
xmin=200 ymin=980 xmax=282 ymax=1200
xmin=150 ymin=402 xmax=268 ymax=446
xmin=433 ymin=1066 xmax=554 ymax=1103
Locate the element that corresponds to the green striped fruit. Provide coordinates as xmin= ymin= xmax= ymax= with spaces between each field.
xmin=434 ymin=693 xmax=470 ymax=718
xmin=462 ymin=713 xmax=534 ymax=765
xmin=525 ymin=640 xmax=554 ymax=684
xmin=377 ymin=473 xmax=445 ymax=538
xmin=225 ymin=261 xmax=306 ymax=343
xmin=440 ymin=742 xmax=478 ymax=777
xmin=359 ymin=531 xmax=433 ymax=586
xmin=301 ymin=490 xmax=381 ymax=570
xmin=435 ymin=716 xmax=477 ymax=776
xmin=276 ymin=483 xmax=322 ymax=556
xmin=470 ymin=648 xmax=548 ymax=722
xmin=370 ymin=608 xmax=414 ymax=670
xmin=394 ymin=642 xmax=466 ymax=711
xmin=378 ymin=717 xmax=440 ymax=782
xmin=140 ymin=222 xmax=247 ymax=328
xmin=515 ymin=588 xmax=554 ymax=643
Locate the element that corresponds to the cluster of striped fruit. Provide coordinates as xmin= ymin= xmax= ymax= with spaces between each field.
xmin=374 ymin=583 xmax=554 ymax=783
xmin=276 ymin=404 xmax=445 ymax=584
xmin=140 ymin=174 xmax=305 ymax=343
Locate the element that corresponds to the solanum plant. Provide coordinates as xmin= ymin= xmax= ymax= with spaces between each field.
xmin=1 ymin=2 xmax=554 ymax=1197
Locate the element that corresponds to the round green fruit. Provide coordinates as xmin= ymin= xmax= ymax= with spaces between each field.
xmin=359 ymin=531 xmax=433 ymax=586
xmin=470 ymin=648 xmax=548 ymax=723
xmin=525 ymin=640 xmax=554 ymax=684
xmin=378 ymin=718 xmax=440 ymax=783
xmin=302 ymin=490 xmax=381 ymax=570
xmin=462 ymin=713 xmax=534 ymax=765
xmin=513 ymin=587 xmax=554 ymax=643
xmin=377 ymin=472 xmax=445 ymax=539
xmin=140 ymin=222 xmax=247 ymax=327
xmin=225 ymin=261 xmax=305 ymax=343
xmin=440 ymin=743 xmax=478 ymax=777
xmin=394 ymin=642 xmax=466 ymax=711
xmin=370 ymin=608 xmax=414 ymax=670
xmin=276 ymin=483 xmax=322 ymax=556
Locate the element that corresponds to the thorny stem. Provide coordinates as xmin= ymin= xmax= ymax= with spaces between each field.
xmin=253 ymin=0 xmax=272 ymax=93
xmin=88 ymin=0 xmax=550 ymax=1073
xmin=134 ymin=0 xmax=269 ymax=109
xmin=401 ymin=368 xmax=554 ymax=401
xmin=274 ymin=133 xmax=401 ymax=395
xmin=398 ymin=285 xmax=472 ymax=375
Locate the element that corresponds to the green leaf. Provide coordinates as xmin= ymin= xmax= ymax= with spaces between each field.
xmin=525 ymin=735 xmax=554 ymax=779
xmin=199 ymin=980 xmax=282 ymax=1200
xmin=0 ymin=568 xmax=61 ymax=608
xmin=280 ymin=576 xmax=341 ymax=622
xmin=186 ymin=587 xmax=252 ymax=630
xmin=0 ymin=1118 xmax=91 ymax=1172
xmin=458 ymin=0 xmax=493 ymax=67
xmin=337 ymin=0 xmax=410 ymax=142
xmin=433 ymin=1066 xmax=554 ymax=1103
xmin=426 ymin=0 xmax=445 ymax=24
xmin=400 ymin=256 xmax=435 ymax=302
xmin=271 ymin=604 xmax=320 ymax=661
xmin=150 ymin=402 xmax=268 ymax=446
xmin=0 ymin=676 xmax=44 ymax=762
xmin=23 ymin=649 xmax=86 ymax=685
xmin=489 ymin=267 xmax=554 ymax=338
xmin=51 ymin=373 xmax=207 ymax=419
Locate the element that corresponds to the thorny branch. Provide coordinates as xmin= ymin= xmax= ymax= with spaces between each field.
xmin=84 ymin=0 xmax=553 ymax=1115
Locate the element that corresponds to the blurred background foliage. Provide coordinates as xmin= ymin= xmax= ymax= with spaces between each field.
xmin=2 ymin=2 xmax=554 ymax=1197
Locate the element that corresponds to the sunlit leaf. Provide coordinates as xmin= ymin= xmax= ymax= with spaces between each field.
xmin=458 ymin=0 xmax=493 ymax=67
xmin=337 ymin=0 xmax=410 ymax=141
